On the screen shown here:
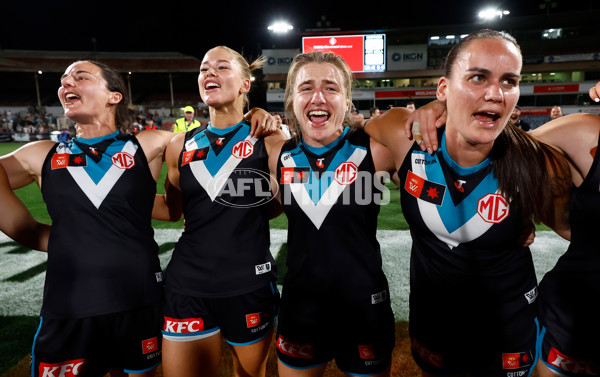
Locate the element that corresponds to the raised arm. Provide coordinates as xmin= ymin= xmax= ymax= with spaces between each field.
xmin=364 ymin=107 xmax=415 ymax=170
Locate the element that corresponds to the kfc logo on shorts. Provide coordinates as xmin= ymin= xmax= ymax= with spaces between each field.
xmin=358 ymin=344 xmax=375 ymax=359
xmin=276 ymin=335 xmax=314 ymax=359
xmin=163 ymin=316 xmax=204 ymax=333
xmin=39 ymin=358 xmax=86 ymax=377
xmin=548 ymin=347 xmax=599 ymax=375
xmin=142 ymin=337 xmax=159 ymax=354
xmin=411 ymin=336 xmax=444 ymax=368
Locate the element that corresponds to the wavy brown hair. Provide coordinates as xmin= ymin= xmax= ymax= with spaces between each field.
xmin=81 ymin=60 xmax=133 ymax=133
xmin=445 ymin=29 xmax=569 ymax=224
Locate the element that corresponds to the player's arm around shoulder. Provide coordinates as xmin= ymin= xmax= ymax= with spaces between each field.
xmin=136 ymin=129 xmax=176 ymax=180
xmin=530 ymin=113 xmax=600 ymax=186
xmin=266 ymin=134 xmax=288 ymax=206
xmin=365 ymin=107 xmax=415 ymax=171
xmin=152 ymin=132 xmax=185 ymax=222
xmin=0 ymin=140 xmax=55 ymax=189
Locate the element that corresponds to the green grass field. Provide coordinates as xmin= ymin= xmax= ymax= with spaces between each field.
xmin=0 ymin=141 xmax=408 ymax=375
xmin=0 ymin=142 xmax=410 ymax=230
xmin=0 ymin=141 xmax=556 ymax=376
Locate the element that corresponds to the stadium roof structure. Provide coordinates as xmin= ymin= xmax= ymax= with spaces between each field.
xmin=0 ymin=50 xmax=202 ymax=73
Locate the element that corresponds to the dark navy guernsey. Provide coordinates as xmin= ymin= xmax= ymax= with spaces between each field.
xmin=399 ymin=131 xmax=539 ymax=338
xmin=276 ymin=127 xmax=389 ymax=301
xmin=41 ymin=131 xmax=162 ymax=318
xmin=165 ymin=121 xmax=277 ymax=298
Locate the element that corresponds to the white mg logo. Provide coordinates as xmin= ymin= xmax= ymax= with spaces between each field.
xmin=232 ymin=140 xmax=254 ymax=159
xmin=111 ymin=152 xmax=135 ymax=169
xmin=477 ymin=193 xmax=509 ymax=223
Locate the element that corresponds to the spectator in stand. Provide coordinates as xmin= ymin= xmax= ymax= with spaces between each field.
xmin=406 ymin=101 xmax=416 ymax=111
xmin=370 ymin=106 xmax=381 ymax=119
xmin=172 ymin=106 xmax=201 ymax=133
xmin=550 ymin=105 xmax=563 ymax=120
xmin=144 ymin=118 xmax=158 ymax=130
xmin=272 ymin=112 xmax=291 ymax=138
xmin=58 ymin=128 xmax=70 ymax=143
xmin=510 ymin=105 xmax=531 ymax=131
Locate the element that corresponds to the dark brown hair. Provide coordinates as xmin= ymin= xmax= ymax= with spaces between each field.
xmin=444 ymin=30 xmax=567 ymax=224
xmin=82 ymin=60 xmax=133 ymax=133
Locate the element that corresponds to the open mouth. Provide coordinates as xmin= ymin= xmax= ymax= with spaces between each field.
xmin=473 ymin=111 xmax=500 ymax=123
xmin=204 ymin=82 xmax=220 ymax=90
xmin=65 ymin=93 xmax=80 ymax=104
xmin=308 ymin=110 xmax=330 ymax=124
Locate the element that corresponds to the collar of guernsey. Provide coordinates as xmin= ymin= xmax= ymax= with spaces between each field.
xmin=439 ymin=130 xmax=491 ymax=175
xmin=206 ymin=120 xmax=246 ymax=135
xmin=300 ymin=126 xmax=350 ymax=155
xmin=73 ymin=130 xmax=120 ymax=144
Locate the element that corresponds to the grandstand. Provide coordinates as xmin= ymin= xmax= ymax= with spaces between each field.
xmin=1 ymin=7 xmax=600 ymax=136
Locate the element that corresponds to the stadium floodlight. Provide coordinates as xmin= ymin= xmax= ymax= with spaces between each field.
xmin=478 ymin=7 xmax=510 ymax=21
xmin=268 ymin=21 xmax=293 ymax=34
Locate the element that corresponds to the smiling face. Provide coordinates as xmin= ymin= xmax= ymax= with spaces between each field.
xmin=437 ymin=38 xmax=521 ymax=150
xmin=198 ymin=47 xmax=250 ymax=110
xmin=292 ymin=62 xmax=349 ymax=147
xmin=58 ymin=61 xmax=122 ymax=124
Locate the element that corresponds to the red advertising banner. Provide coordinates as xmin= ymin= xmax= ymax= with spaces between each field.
xmin=375 ymin=90 xmax=437 ymax=99
xmin=303 ymin=35 xmax=365 ymax=72
xmin=533 ymin=84 xmax=579 ymax=93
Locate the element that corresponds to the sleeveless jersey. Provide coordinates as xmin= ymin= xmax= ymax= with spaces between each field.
xmin=539 ymin=131 xmax=600 ymax=348
xmin=165 ymin=121 xmax=277 ymax=297
xmin=399 ymin=131 xmax=538 ymax=328
xmin=41 ymin=131 xmax=162 ymax=318
xmin=276 ymin=128 xmax=389 ymax=302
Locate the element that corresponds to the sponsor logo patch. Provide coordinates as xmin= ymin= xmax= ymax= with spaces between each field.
xmin=246 ymin=313 xmax=261 ymax=328
xmin=142 ymin=337 xmax=159 ymax=354
xmin=255 ymin=262 xmax=272 ymax=275
xmin=371 ymin=290 xmax=388 ymax=304
xmin=182 ymin=147 xmax=210 ymax=166
xmin=111 ymin=152 xmax=135 ymax=169
xmin=358 ymin=344 xmax=376 ymax=359
xmin=231 ymin=140 xmax=254 ymax=159
xmin=280 ymin=167 xmax=310 ymax=184
xmin=163 ymin=316 xmax=204 ymax=333
xmin=477 ymin=193 xmax=510 ymax=223
xmin=502 ymin=352 xmax=532 ymax=370
xmin=276 ymin=335 xmax=314 ymax=359
xmin=548 ymin=347 xmax=599 ymax=375
xmin=51 ymin=153 xmax=86 ymax=169
xmin=39 ymin=358 xmax=86 ymax=377
xmin=524 ymin=286 xmax=537 ymax=304
xmin=334 ymin=162 xmax=358 ymax=185
xmin=411 ymin=336 xmax=444 ymax=368
xmin=404 ymin=170 xmax=445 ymax=206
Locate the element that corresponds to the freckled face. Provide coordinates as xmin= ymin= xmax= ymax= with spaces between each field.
xmin=292 ymin=62 xmax=349 ymax=147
